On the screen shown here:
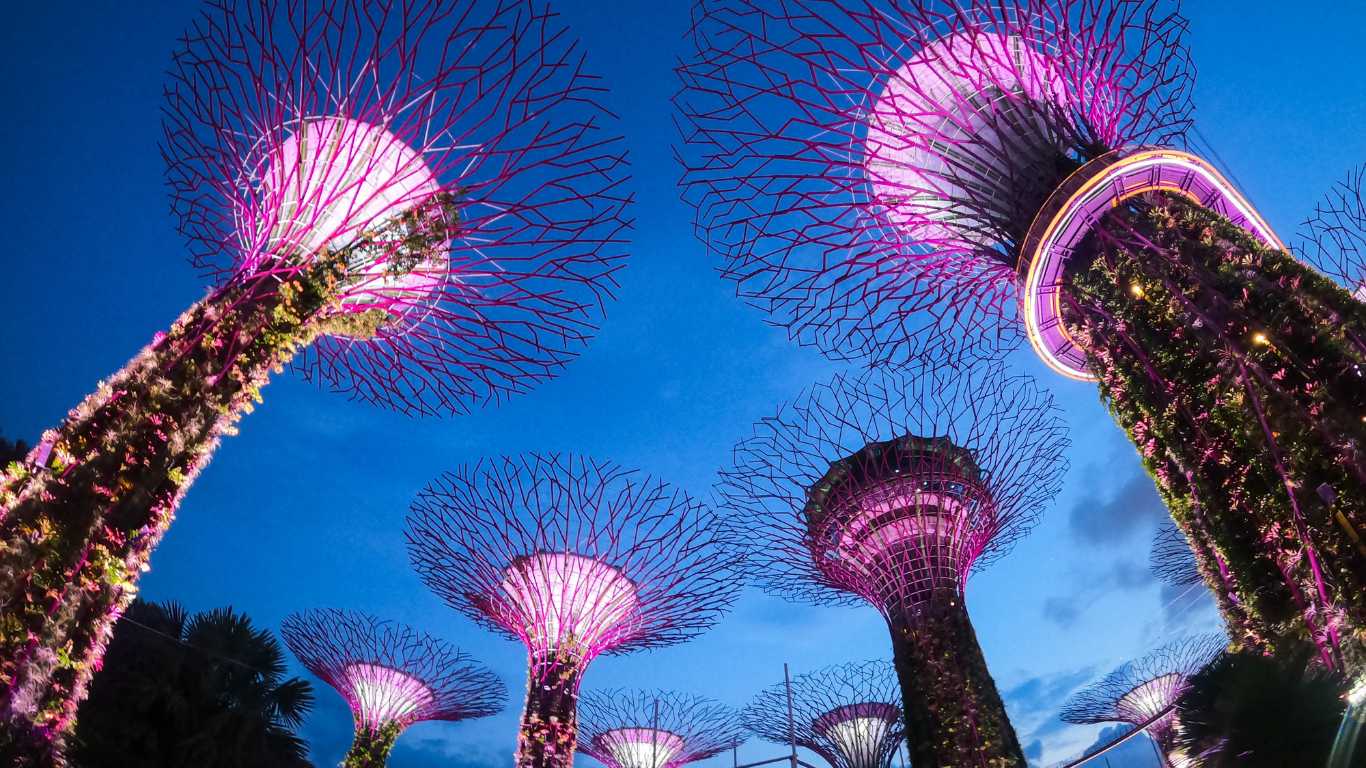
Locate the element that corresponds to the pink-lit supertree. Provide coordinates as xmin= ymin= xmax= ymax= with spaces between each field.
xmin=578 ymin=689 xmax=746 ymax=768
xmin=0 ymin=0 xmax=627 ymax=756
xmin=281 ymin=609 xmax=506 ymax=768
xmin=719 ymin=363 xmax=1068 ymax=767
xmin=679 ymin=0 xmax=1366 ymax=674
xmin=406 ymin=454 xmax=741 ymax=768
xmin=744 ymin=661 xmax=904 ymax=768
xmin=1060 ymin=634 xmax=1225 ymax=766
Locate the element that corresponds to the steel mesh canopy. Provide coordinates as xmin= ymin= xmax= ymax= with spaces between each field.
xmin=1299 ymin=164 xmax=1366 ymax=298
xmin=163 ymin=0 xmax=631 ymax=415
xmin=578 ymin=689 xmax=747 ymax=768
xmin=1149 ymin=518 xmax=1203 ymax=587
xmin=676 ymin=0 xmax=1194 ymax=365
xmin=717 ymin=362 xmax=1068 ymax=611
xmin=743 ymin=661 xmax=904 ymax=768
xmin=406 ymin=454 xmax=742 ymax=661
xmin=1060 ymin=633 xmax=1225 ymax=736
xmin=280 ymin=608 xmax=507 ymax=731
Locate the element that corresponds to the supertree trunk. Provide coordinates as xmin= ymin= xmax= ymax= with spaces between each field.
xmin=1061 ymin=191 xmax=1366 ymax=671
xmin=0 ymin=256 xmax=349 ymax=760
xmin=343 ymin=721 xmax=404 ymax=768
xmin=517 ymin=653 xmax=583 ymax=768
xmin=888 ymin=602 xmax=1025 ymax=768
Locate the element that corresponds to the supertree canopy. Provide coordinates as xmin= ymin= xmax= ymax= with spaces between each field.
xmin=1060 ymin=633 xmax=1225 ymax=765
xmin=679 ymin=0 xmax=1366 ymax=674
xmin=0 ymin=0 xmax=627 ymax=756
xmin=1150 ymin=519 xmax=1202 ymax=589
xmin=406 ymin=454 xmax=741 ymax=768
xmin=578 ymin=689 xmax=746 ymax=768
xmin=281 ymin=609 xmax=507 ymax=768
xmin=743 ymin=661 xmax=904 ymax=768
xmin=719 ymin=363 xmax=1069 ymax=768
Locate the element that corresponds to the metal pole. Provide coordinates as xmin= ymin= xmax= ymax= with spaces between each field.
xmin=733 ymin=737 xmax=739 ymax=768
xmin=653 ymin=698 xmax=661 ymax=768
xmin=784 ymin=663 xmax=798 ymax=768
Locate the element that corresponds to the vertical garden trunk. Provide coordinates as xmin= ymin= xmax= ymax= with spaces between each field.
xmin=0 ymin=259 xmax=344 ymax=763
xmin=516 ymin=653 xmax=583 ymax=768
xmin=888 ymin=599 xmax=1025 ymax=768
xmin=344 ymin=721 xmax=404 ymax=768
xmin=1061 ymin=191 xmax=1366 ymax=672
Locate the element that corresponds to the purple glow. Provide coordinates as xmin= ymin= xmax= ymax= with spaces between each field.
xmin=743 ymin=662 xmax=903 ymax=768
xmin=579 ymin=689 xmax=745 ymax=768
xmin=281 ymin=609 xmax=506 ymax=732
xmin=598 ymin=728 xmax=687 ymax=768
xmin=339 ymin=662 xmax=437 ymax=731
xmin=866 ymin=32 xmax=1069 ymax=249
xmin=811 ymin=703 xmax=901 ymax=768
xmin=260 ymin=117 xmax=447 ymax=309
xmin=498 ymin=552 xmax=641 ymax=659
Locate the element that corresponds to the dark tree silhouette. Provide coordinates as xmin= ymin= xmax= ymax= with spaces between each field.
xmin=1173 ymin=644 xmax=1364 ymax=767
xmin=0 ymin=432 xmax=29 ymax=470
xmin=68 ymin=599 xmax=314 ymax=768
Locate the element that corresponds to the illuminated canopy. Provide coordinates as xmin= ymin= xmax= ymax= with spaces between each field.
xmin=812 ymin=703 xmax=902 ymax=768
xmin=597 ymin=727 xmax=687 ymax=768
xmin=498 ymin=552 xmax=641 ymax=658
xmin=340 ymin=662 xmax=437 ymax=731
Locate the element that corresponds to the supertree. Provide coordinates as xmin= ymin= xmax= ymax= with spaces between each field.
xmin=405 ymin=454 xmax=741 ymax=768
xmin=280 ymin=609 xmax=507 ymax=768
xmin=578 ymin=689 xmax=746 ymax=768
xmin=1060 ymin=633 xmax=1225 ymax=766
xmin=677 ymin=0 xmax=1366 ymax=672
xmin=0 ymin=0 xmax=627 ymax=755
xmin=743 ymin=661 xmax=904 ymax=768
xmin=718 ymin=363 xmax=1069 ymax=768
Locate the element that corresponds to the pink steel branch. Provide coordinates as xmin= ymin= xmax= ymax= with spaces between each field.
xmin=405 ymin=454 xmax=741 ymax=768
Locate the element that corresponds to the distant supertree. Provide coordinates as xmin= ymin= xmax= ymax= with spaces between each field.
xmin=744 ymin=661 xmax=904 ymax=768
xmin=578 ymin=689 xmax=746 ymax=768
xmin=1061 ymin=634 xmax=1225 ymax=766
xmin=281 ymin=609 xmax=506 ymax=768
xmin=1150 ymin=519 xmax=1202 ymax=588
xmin=0 ymin=0 xmax=626 ymax=755
xmin=679 ymin=0 xmax=1366 ymax=673
xmin=406 ymin=454 xmax=741 ymax=768
xmin=718 ymin=363 xmax=1069 ymax=767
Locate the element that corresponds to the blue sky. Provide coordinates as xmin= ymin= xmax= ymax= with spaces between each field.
xmin=2 ymin=1 xmax=1365 ymax=766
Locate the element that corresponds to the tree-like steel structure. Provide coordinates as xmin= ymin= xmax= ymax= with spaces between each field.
xmin=578 ymin=689 xmax=746 ymax=768
xmin=406 ymin=454 xmax=740 ymax=768
xmin=743 ymin=661 xmax=904 ymax=768
xmin=1150 ymin=519 xmax=1202 ymax=589
xmin=1060 ymin=633 xmax=1225 ymax=766
xmin=719 ymin=364 xmax=1068 ymax=768
xmin=0 ymin=0 xmax=627 ymax=756
xmin=679 ymin=0 xmax=1366 ymax=673
xmin=281 ymin=609 xmax=507 ymax=768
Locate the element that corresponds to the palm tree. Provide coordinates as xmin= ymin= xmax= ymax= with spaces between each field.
xmin=1173 ymin=644 xmax=1363 ymax=767
xmin=69 ymin=599 xmax=315 ymax=768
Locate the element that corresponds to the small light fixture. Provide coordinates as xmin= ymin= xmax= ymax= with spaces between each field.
xmin=1253 ymin=333 xmax=1269 ymax=345
xmin=1130 ymin=284 xmax=1144 ymax=297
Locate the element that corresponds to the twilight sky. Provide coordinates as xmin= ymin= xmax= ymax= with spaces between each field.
xmin=3 ymin=2 xmax=1366 ymax=766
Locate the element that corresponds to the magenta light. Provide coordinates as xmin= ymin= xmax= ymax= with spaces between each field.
xmin=281 ymin=609 xmax=506 ymax=732
xmin=579 ymin=689 xmax=746 ymax=768
xmin=498 ymin=552 xmax=642 ymax=660
xmin=743 ymin=662 xmax=904 ymax=768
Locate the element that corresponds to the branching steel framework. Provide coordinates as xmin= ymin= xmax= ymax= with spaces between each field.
xmin=679 ymin=0 xmax=1366 ymax=675
xmin=1060 ymin=633 xmax=1225 ymax=766
xmin=1150 ymin=519 xmax=1202 ymax=588
xmin=406 ymin=454 xmax=741 ymax=768
xmin=579 ymin=689 xmax=746 ymax=768
xmin=0 ymin=0 xmax=627 ymax=758
xmin=744 ymin=661 xmax=904 ymax=768
xmin=719 ymin=363 xmax=1069 ymax=768
xmin=281 ymin=609 xmax=506 ymax=768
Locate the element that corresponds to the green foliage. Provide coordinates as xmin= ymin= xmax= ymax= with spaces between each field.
xmin=517 ymin=653 xmax=581 ymax=768
xmin=342 ymin=721 xmax=404 ymax=768
xmin=66 ymin=599 xmax=314 ymax=768
xmin=1062 ymin=192 xmax=1366 ymax=670
xmin=891 ymin=602 xmax=1025 ymax=768
xmin=1173 ymin=645 xmax=1364 ymax=767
